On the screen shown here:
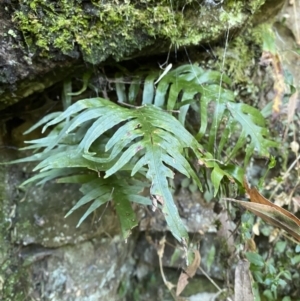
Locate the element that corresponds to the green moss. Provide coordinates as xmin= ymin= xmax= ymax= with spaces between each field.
xmin=248 ymin=0 xmax=265 ymax=12
xmin=0 ymin=158 xmax=29 ymax=300
xmin=14 ymin=1 xmax=184 ymax=63
xmin=13 ymin=0 xmax=267 ymax=65
xmin=223 ymin=36 xmax=257 ymax=83
xmin=1 ymin=260 xmax=28 ymax=301
xmin=210 ymin=23 xmax=269 ymax=85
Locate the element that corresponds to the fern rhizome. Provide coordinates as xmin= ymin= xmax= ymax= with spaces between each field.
xmin=11 ymin=64 xmax=278 ymax=245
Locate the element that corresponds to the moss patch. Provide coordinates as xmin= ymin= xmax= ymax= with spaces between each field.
xmin=0 ymin=156 xmax=29 ymax=301
xmin=210 ymin=23 xmax=269 ymax=84
xmin=13 ymin=0 xmax=265 ymax=64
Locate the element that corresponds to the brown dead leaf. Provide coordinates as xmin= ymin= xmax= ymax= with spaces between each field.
xmin=239 ymin=178 xmax=300 ymax=242
xmin=271 ymin=53 xmax=285 ymax=114
xmin=176 ymin=250 xmax=201 ymax=296
xmin=186 ymin=249 xmax=201 ymax=278
xmin=259 ymin=51 xmax=285 ymax=114
xmin=234 ymin=260 xmax=254 ymax=301
xmin=259 ymin=51 xmax=273 ymax=66
xmin=156 ymin=237 xmax=188 ymax=301
xmin=292 ymin=196 xmax=300 ymax=213
xmin=287 ymin=91 xmax=299 ymax=123
xmin=245 ymin=238 xmax=257 ymax=252
xmin=176 ymin=273 xmax=189 ymax=297
xmin=244 ymin=179 xmax=300 ymax=222
xmin=232 ymin=200 xmax=300 ymax=242
xmin=283 ymin=91 xmax=299 ymax=140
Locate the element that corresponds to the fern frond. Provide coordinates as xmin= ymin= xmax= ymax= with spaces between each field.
xmin=15 ymin=96 xmax=214 ymax=242
xmin=226 ymin=102 xmax=278 ymax=160
xmin=58 ymin=174 xmax=150 ymax=239
xmin=116 ymin=64 xmax=277 ymax=164
xmin=60 ymin=100 xmax=207 ymax=242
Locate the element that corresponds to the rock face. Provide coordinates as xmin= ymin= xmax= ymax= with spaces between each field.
xmin=0 ymin=0 xmax=285 ymax=109
xmin=0 ymin=150 xmax=231 ymax=300
xmin=0 ymin=0 xmax=287 ymax=300
xmin=0 ymin=150 xmax=137 ymax=301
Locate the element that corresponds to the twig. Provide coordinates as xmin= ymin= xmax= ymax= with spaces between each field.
xmin=198 ymin=266 xmax=233 ymax=301
xmin=269 ymin=153 xmax=300 ymax=200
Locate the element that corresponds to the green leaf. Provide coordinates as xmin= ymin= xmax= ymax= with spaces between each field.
xmin=62 ymin=175 xmax=146 ymax=239
xmin=128 ymin=81 xmax=141 ymax=104
xmin=105 ymin=119 xmax=143 ymax=152
xmin=42 ymin=97 xmax=113 ymax=132
xmin=142 ymin=72 xmax=156 ymax=105
xmin=245 ymin=252 xmax=265 ymax=267
xmin=263 ymin=289 xmax=274 ymax=300
xmin=98 ymin=104 xmax=208 ymax=242
xmin=114 ymin=197 xmax=137 ymax=240
xmin=68 ymin=70 xmax=92 ymax=96
xmin=252 ymin=270 xmax=264 ymax=283
xmin=32 ymin=148 xmax=111 ymax=172
xmin=23 ymin=112 xmax=62 ymax=135
xmin=220 ymin=164 xmax=244 ymax=184
xmin=79 ymin=110 xmax=132 ymax=154
xmin=262 ymin=26 xmax=276 ymax=54
xmin=113 ymin=64 xmax=276 ymax=168
xmin=211 ymin=165 xmax=226 ymax=196
xmin=291 ymin=254 xmax=300 ymax=265
xmin=128 ymin=195 xmax=151 ymax=205
xmin=7 ymin=147 xmax=69 ymax=165
xmin=65 ymin=107 xmax=107 ymax=133
xmin=275 ymin=240 xmax=287 ymax=253
xmin=105 ymin=142 xmax=144 ymax=177
xmin=76 ymin=196 xmax=110 ymax=227
xmin=57 ymin=174 xmax=96 ymax=184
xmin=21 ymin=168 xmax=84 ymax=186
xmin=267 ymin=264 xmax=276 ymax=275
xmin=16 ymin=95 xmax=226 ymax=242
xmin=206 ymin=245 xmax=216 ymax=273
xmin=226 ymin=103 xmax=278 ymax=158
xmin=116 ymin=75 xmax=127 ymax=103
xmin=170 ymin=248 xmax=182 ymax=266
xmin=281 ymin=270 xmax=292 ymax=281
xmin=62 ymin=79 xmax=72 ymax=110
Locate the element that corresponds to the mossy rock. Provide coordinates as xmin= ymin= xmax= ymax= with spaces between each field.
xmin=0 ymin=0 xmax=285 ymax=109
xmin=12 ymin=0 xmax=267 ymax=64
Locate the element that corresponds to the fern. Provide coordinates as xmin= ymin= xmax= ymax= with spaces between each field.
xmin=10 ymin=64 xmax=277 ymax=244
xmin=12 ymin=97 xmax=211 ymax=243
xmin=58 ymin=174 xmax=150 ymax=239
xmin=115 ymin=64 xmax=278 ymax=165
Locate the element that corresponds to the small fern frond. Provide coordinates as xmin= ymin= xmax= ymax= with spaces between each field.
xmin=58 ymin=173 xmax=150 ymax=239
xmin=226 ymin=102 xmax=278 ymax=161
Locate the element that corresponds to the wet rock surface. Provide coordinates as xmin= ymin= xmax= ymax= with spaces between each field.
xmin=1 ymin=150 xmax=232 ymax=300
xmin=13 ymin=182 xmax=120 ymax=248
xmin=24 ymin=238 xmax=136 ymax=301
